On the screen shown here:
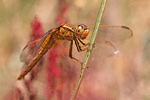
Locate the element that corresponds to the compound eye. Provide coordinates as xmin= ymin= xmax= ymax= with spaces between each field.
xmin=77 ymin=29 xmax=81 ymax=33
xmin=78 ymin=25 xmax=83 ymax=30
xmin=75 ymin=25 xmax=84 ymax=35
xmin=80 ymin=28 xmax=89 ymax=39
xmin=78 ymin=24 xmax=87 ymax=29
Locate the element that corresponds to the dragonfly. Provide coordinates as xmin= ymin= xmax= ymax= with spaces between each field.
xmin=17 ymin=24 xmax=133 ymax=80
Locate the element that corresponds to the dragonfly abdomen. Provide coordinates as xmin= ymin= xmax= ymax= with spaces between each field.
xmin=17 ymin=36 xmax=56 ymax=80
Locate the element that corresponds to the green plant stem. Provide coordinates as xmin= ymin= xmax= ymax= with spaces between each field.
xmin=70 ymin=0 xmax=107 ymax=100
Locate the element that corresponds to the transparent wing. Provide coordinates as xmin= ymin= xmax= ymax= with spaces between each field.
xmin=90 ymin=39 xmax=118 ymax=59
xmin=20 ymin=39 xmax=41 ymax=64
xmin=20 ymin=29 xmax=53 ymax=64
xmin=84 ymin=25 xmax=133 ymax=59
xmin=97 ymin=25 xmax=133 ymax=42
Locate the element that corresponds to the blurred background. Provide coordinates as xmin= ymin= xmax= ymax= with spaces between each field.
xmin=0 ymin=0 xmax=150 ymax=100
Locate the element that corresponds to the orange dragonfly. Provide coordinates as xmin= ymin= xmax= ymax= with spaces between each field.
xmin=17 ymin=24 xmax=133 ymax=80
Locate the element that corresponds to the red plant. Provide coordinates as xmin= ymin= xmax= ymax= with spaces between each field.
xmin=28 ymin=17 xmax=45 ymax=81
xmin=44 ymin=0 xmax=72 ymax=99
xmin=17 ymin=17 xmax=45 ymax=100
xmin=31 ymin=17 xmax=44 ymax=41
xmin=45 ymin=46 xmax=62 ymax=99
xmin=26 ymin=17 xmax=45 ymax=100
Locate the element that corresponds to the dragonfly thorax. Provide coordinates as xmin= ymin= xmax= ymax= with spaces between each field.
xmin=74 ymin=24 xmax=89 ymax=40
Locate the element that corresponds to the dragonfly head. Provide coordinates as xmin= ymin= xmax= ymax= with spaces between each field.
xmin=75 ymin=24 xmax=89 ymax=39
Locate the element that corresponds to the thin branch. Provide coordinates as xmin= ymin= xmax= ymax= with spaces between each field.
xmin=70 ymin=0 xmax=107 ymax=100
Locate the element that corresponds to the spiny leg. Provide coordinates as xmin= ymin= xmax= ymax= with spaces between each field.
xmin=74 ymin=38 xmax=94 ymax=52
xmin=73 ymin=36 xmax=81 ymax=52
xmin=78 ymin=38 xmax=90 ymax=48
xmin=69 ymin=40 xmax=82 ymax=65
xmin=74 ymin=39 xmax=91 ymax=69
xmin=78 ymin=38 xmax=86 ymax=45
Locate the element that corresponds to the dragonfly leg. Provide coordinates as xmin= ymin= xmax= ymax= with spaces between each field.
xmin=74 ymin=37 xmax=82 ymax=52
xmin=78 ymin=38 xmax=86 ymax=45
xmin=79 ymin=43 xmax=95 ymax=52
xmin=79 ymin=43 xmax=90 ymax=48
xmin=78 ymin=43 xmax=95 ymax=52
xmin=78 ymin=38 xmax=90 ymax=47
xmin=77 ymin=38 xmax=95 ymax=51
xmin=74 ymin=37 xmax=95 ymax=52
xmin=69 ymin=40 xmax=82 ymax=65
